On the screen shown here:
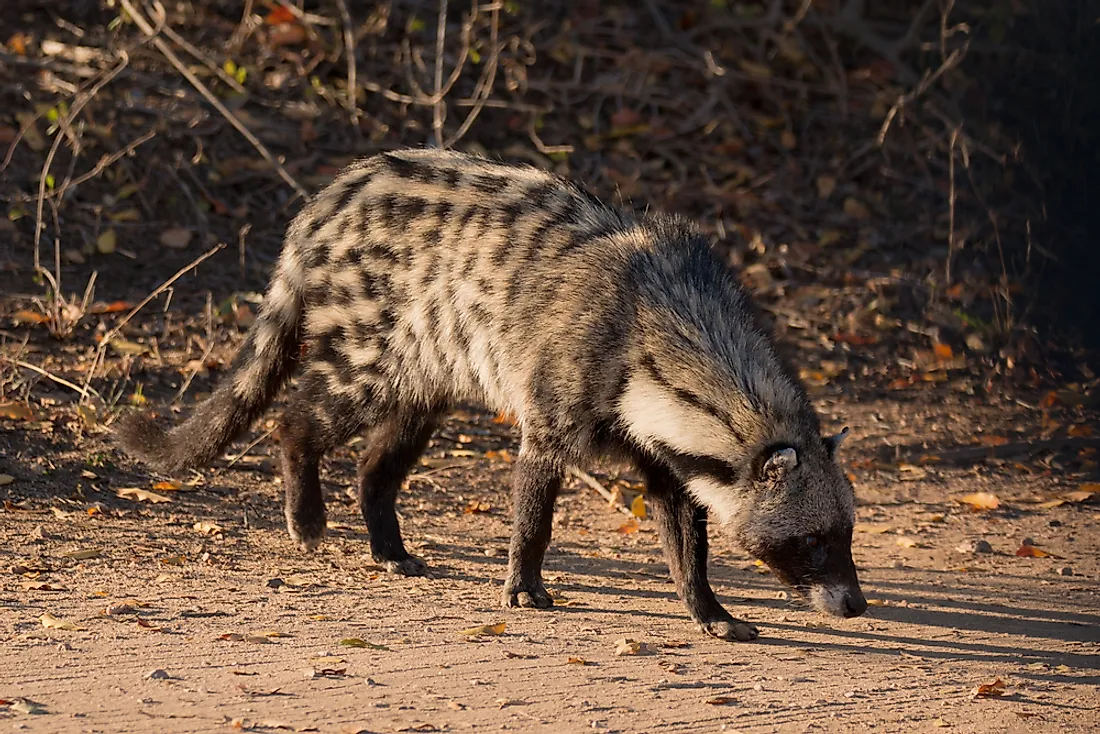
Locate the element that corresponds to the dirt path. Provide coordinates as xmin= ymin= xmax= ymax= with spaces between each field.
xmin=2 ymin=396 xmax=1098 ymax=734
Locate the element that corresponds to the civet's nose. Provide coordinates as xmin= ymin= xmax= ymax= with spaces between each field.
xmin=843 ymin=589 xmax=868 ymax=618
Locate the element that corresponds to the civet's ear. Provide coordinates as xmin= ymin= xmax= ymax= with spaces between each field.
xmin=825 ymin=426 xmax=850 ymax=455
xmin=761 ymin=447 xmax=798 ymax=481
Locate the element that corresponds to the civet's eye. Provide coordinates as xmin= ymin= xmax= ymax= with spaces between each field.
xmin=805 ymin=535 xmax=820 ymax=548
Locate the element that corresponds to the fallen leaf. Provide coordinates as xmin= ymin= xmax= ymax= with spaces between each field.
xmin=152 ymin=480 xmax=183 ymax=491
xmin=1062 ymin=489 xmax=1097 ymax=503
xmin=705 ymin=696 xmax=737 ymax=706
xmin=460 ymin=623 xmax=506 ymax=637
xmin=310 ymin=655 xmax=346 ymax=667
xmin=136 ymin=617 xmax=165 ymax=632
xmin=13 ymin=310 xmax=49 ymax=325
xmin=20 ymin=581 xmax=64 ymax=591
xmin=630 ymin=495 xmax=647 ymax=519
xmin=219 ymin=633 xmax=245 ymax=641
xmin=159 ymin=556 xmax=186 ymax=566
xmin=159 ymin=227 xmax=193 ymax=249
xmin=617 ymin=518 xmax=640 ymax=534
xmin=737 ymin=60 xmax=772 ymax=78
xmin=194 ymin=521 xmax=224 ymax=535
xmin=96 ymin=228 xmax=117 ymax=254
xmin=264 ymin=4 xmax=296 ymax=24
xmin=566 ymin=657 xmax=592 ymax=665
xmin=60 ymin=547 xmax=102 ymax=560
xmin=89 ymin=300 xmax=132 ymax=314
xmin=116 ymin=487 xmax=172 ymax=504
xmin=866 ymin=599 xmax=888 ymax=607
xmin=853 ymin=523 xmax=891 ymax=534
xmin=933 ymin=342 xmax=954 ymax=360
xmin=978 ymin=435 xmax=1010 ymax=447
xmin=1015 ymin=545 xmax=1052 ymax=558
xmin=614 ymin=638 xmax=656 ymax=656
xmin=0 ymin=402 xmax=37 ymax=421
xmin=958 ymin=492 xmax=1000 ymax=511
xmin=843 ymin=197 xmax=870 ymax=219
xmin=339 ymin=638 xmax=391 ymax=650
xmin=8 ymin=698 xmax=47 ymax=715
xmin=0 ymin=474 xmax=13 ymax=486
xmin=40 ymin=612 xmax=85 ymax=631
xmin=1068 ymin=424 xmax=1093 ymax=438
xmin=464 ymin=500 xmax=492 ymax=514
xmin=971 ymin=678 xmax=1006 ymax=699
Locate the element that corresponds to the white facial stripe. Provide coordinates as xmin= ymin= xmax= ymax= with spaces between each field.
xmin=617 ymin=377 xmax=740 ymax=459
xmin=809 ymin=584 xmax=849 ymax=617
xmin=684 ymin=476 xmax=743 ymax=526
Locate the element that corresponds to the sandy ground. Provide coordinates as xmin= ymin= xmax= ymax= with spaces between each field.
xmin=1 ymin=395 xmax=1098 ymax=734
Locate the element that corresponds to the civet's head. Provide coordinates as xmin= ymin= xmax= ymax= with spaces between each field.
xmin=618 ymin=356 xmax=867 ymax=618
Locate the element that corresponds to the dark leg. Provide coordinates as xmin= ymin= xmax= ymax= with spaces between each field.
xmin=501 ymin=450 xmax=563 ymax=609
xmin=280 ymin=389 xmax=358 ymax=551
xmin=357 ymin=411 xmax=439 ymax=577
xmin=640 ymin=460 xmax=758 ymax=642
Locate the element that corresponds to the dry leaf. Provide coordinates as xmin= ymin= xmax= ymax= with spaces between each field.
xmin=866 ymin=599 xmax=887 ymax=607
xmin=0 ymin=474 xmax=13 ymax=486
xmin=159 ymin=227 xmax=193 ymax=249
xmin=971 ymin=678 xmax=1006 ymax=699
xmin=843 ymin=197 xmax=870 ymax=219
xmin=339 ymin=638 xmax=391 ymax=650
xmin=310 ymin=656 xmax=345 ymax=667
xmin=854 ymin=523 xmax=892 ymax=534
xmin=566 ymin=657 xmax=591 ymax=665
xmin=13 ymin=310 xmax=49 ymax=325
xmin=958 ymin=492 xmax=1000 ymax=511
xmin=136 ymin=618 xmax=165 ymax=632
xmin=1015 ymin=544 xmax=1051 ymax=558
xmin=194 ymin=521 xmax=224 ymax=535
xmin=705 ymin=696 xmax=737 ymax=706
xmin=21 ymin=581 xmax=63 ymax=591
xmin=614 ymin=638 xmax=656 ymax=656
xmin=933 ymin=342 xmax=954 ymax=360
xmin=159 ymin=555 xmax=186 ymax=566
xmin=978 ymin=435 xmax=1010 ymax=447
xmin=464 ymin=500 xmax=492 ymax=515
xmin=96 ymin=228 xmax=117 ymax=254
xmin=460 ymin=622 xmax=506 ymax=637
xmin=1068 ymin=424 xmax=1093 ymax=438
xmin=617 ymin=518 xmax=640 ymax=535
xmin=60 ymin=547 xmax=102 ymax=560
xmin=116 ymin=487 xmax=172 ymax=504
xmin=630 ymin=495 xmax=647 ymax=519
xmin=737 ymin=60 xmax=772 ymax=77
xmin=0 ymin=402 xmax=37 ymax=421
xmin=40 ymin=613 xmax=84 ymax=631
xmin=152 ymin=480 xmax=183 ymax=491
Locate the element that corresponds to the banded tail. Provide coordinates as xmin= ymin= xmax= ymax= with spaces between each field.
xmin=115 ymin=238 xmax=306 ymax=472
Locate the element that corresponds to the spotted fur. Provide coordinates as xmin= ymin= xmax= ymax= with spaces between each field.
xmin=117 ymin=148 xmax=866 ymax=638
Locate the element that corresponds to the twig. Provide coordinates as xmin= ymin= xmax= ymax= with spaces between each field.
xmin=33 ymin=51 xmax=130 ymax=275
xmin=443 ymin=3 xmax=500 ymax=148
xmin=157 ymin=22 xmax=247 ymax=93
xmin=117 ymin=0 xmax=308 ymax=200
xmin=568 ymin=467 xmax=635 ymax=518
xmin=432 ymin=0 xmax=449 ymax=147
xmin=50 ymin=128 xmax=156 ymax=200
xmin=334 ymin=0 xmax=360 ymax=126
xmin=226 ymin=426 xmax=276 ymax=467
xmin=945 ymin=126 xmax=960 ymax=286
xmin=80 ymin=243 xmax=226 ymax=402
xmin=3 ymin=358 xmax=104 ymax=403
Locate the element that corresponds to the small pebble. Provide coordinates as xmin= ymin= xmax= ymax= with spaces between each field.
xmin=145 ymin=669 xmax=169 ymax=680
xmin=956 ymin=539 xmax=993 ymax=554
xmin=1057 ymin=566 xmax=1073 ymax=577
xmin=1022 ymin=537 xmax=1035 ymax=546
xmin=266 ymin=578 xmax=285 ymax=588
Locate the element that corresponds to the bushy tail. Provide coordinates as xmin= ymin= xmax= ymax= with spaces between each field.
xmin=116 ymin=243 xmax=306 ymax=473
